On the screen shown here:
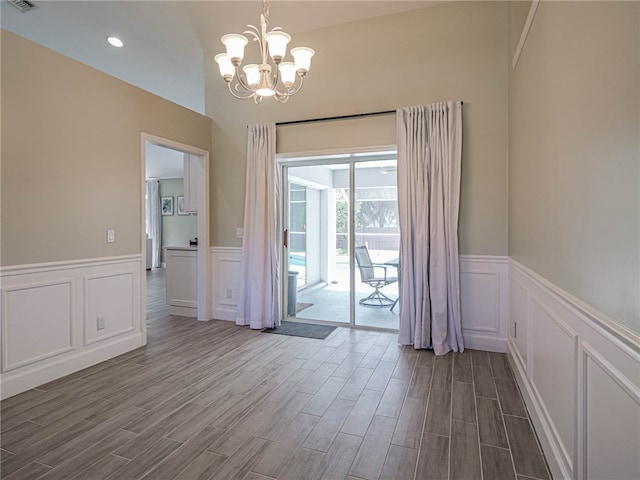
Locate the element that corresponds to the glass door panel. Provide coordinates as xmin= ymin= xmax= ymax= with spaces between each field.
xmin=288 ymin=182 xmax=307 ymax=290
xmin=354 ymin=161 xmax=400 ymax=329
xmin=286 ymin=165 xmax=350 ymax=324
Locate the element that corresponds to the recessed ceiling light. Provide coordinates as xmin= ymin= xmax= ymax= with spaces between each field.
xmin=107 ymin=36 xmax=124 ymax=48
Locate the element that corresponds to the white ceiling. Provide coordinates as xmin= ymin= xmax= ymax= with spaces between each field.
xmin=1 ymin=0 xmax=436 ymax=113
xmin=146 ymin=143 xmax=184 ymax=180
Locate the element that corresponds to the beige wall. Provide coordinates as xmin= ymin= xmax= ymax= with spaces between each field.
xmin=206 ymin=1 xmax=509 ymax=255
xmin=508 ymin=2 xmax=640 ymax=333
xmin=1 ymin=30 xmax=212 ymax=266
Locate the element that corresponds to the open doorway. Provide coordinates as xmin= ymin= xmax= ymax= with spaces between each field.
xmin=281 ymin=148 xmax=400 ymax=331
xmin=140 ymin=134 xmax=210 ymax=344
xmin=144 ymin=144 xmax=194 ymax=322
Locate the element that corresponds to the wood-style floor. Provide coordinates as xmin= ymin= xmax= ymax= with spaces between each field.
xmin=146 ymin=268 xmax=169 ymax=322
xmin=1 ymin=318 xmax=551 ymax=480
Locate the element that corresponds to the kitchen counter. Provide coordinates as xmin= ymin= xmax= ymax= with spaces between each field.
xmin=165 ymin=247 xmax=197 ymax=317
xmin=164 ymin=246 xmax=197 ymax=251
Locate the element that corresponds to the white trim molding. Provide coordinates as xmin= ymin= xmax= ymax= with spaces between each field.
xmin=141 ymin=133 xmax=211 ymax=325
xmin=0 ymin=254 xmax=142 ymax=276
xmin=512 ymin=0 xmax=540 ymax=69
xmin=508 ymin=259 xmax=640 ymax=480
xmin=0 ymin=255 xmax=143 ymax=399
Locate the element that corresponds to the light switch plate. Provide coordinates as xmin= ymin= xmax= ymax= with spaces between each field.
xmin=107 ymin=229 xmax=115 ymax=243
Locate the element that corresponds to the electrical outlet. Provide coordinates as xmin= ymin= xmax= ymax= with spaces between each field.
xmin=107 ymin=229 xmax=115 ymax=243
xmin=226 ymin=288 xmax=233 ymax=299
xmin=236 ymin=228 xmax=243 ymax=239
xmin=97 ymin=316 xmax=106 ymax=330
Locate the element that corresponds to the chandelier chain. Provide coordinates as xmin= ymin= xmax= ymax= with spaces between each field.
xmin=262 ymin=0 xmax=270 ymax=25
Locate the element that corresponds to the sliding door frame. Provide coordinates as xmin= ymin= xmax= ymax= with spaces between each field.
xmin=278 ymin=145 xmax=398 ymax=331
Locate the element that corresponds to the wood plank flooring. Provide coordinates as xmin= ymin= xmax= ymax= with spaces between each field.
xmin=146 ymin=268 xmax=169 ymax=322
xmin=1 ymin=317 xmax=552 ymax=480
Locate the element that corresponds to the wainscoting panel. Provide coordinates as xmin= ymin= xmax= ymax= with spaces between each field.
xmin=84 ymin=272 xmax=136 ymax=346
xmin=0 ymin=255 xmax=143 ymax=399
xmin=459 ymin=255 xmax=509 ymax=352
xmin=211 ymin=247 xmax=242 ymax=321
xmin=509 ymin=275 xmax=529 ymax=372
xmin=529 ymin=294 xmax=577 ymax=476
xmin=508 ymin=259 xmax=640 ymax=480
xmin=461 ymin=273 xmax=499 ymax=333
xmin=2 ymin=280 xmax=75 ymax=371
xmin=583 ymin=344 xmax=640 ymax=480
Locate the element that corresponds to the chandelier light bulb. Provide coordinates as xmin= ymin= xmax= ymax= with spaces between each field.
xmin=215 ymin=54 xmax=235 ymax=80
xmin=278 ymin=62 xmax=296 ymax=87
xmin=243 ymin=64 xmax=261 ymax=87
xmin=264 ymin=31 xmax=291 ymax=63
xmin=291 ymin=47 xmax=315 ymax=74
xmin=255 ymin=65 xmax=275 ymax=97
xmin=221 ymin=34 xmax=248 ymax=64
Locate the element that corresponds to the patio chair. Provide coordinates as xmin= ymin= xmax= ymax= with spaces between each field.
xmin=354 ymin=245 xmax=398 ymax=307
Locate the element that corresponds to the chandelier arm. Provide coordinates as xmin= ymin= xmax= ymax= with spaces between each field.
xmin=244 ymin=26 xmax=262 ymax=53
xmin=233 ymin=66 xmax=254 ymax=92
xmin=244 ymin=23 xmax=267 ymax=68
xmin=273 ymin=74 xmax=305 ymax=97
xmin=227 ymin=82 xmax=255 ymax=100
xmin=287 ymin=74 xmax=305 ymax=95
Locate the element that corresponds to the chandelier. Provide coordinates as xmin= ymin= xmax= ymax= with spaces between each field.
xmin=214 ymin=0 xmax=315 ymax=104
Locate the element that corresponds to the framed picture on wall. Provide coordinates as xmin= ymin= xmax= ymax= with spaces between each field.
xmin=177 ymin=196 xmax=189 ymax=215
xmin=161 ymin=196 xmax=174 ymax=215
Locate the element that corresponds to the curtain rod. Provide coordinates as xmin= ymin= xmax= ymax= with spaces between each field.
xmin=276 ymin=109 xmax=395 ymax=127
xmin=275 ymin=102 xmax=463 ymax=127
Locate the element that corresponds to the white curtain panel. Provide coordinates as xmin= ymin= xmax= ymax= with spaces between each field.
xmin=236 ymin=123 xmax=281 ymax=329
xmin=145 ymin=180 xmax=162 ymax=269
xmin=397 ymin=101 xmax=463 ymax=354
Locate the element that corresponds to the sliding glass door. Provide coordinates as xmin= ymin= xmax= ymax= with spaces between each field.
xmin=284 ymin=164 xmax=350 ymax=323
xmin=353 ymin=161 xmax=400 ymax=327
xmin=282 ymin=151 xmax=399 ymax=330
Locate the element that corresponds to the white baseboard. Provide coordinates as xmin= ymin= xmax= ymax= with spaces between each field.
xmin=508 ymin=259 xmax=640 ymax=480
xmin=1 ymin=255 xmax=144 ymax=400
xmin=1 ymin=333 xmax=142 ymax=399
xmin=169 ymin=305 xmax=197 ymax=317
xmin=212 ymin=306 xmax=237 ymax=322
xmin=463 ymin=333 xmax=508 ymax=352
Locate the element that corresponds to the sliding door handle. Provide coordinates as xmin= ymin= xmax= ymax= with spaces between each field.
xmin=283 ymin=229 xmax=289 ymax=248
